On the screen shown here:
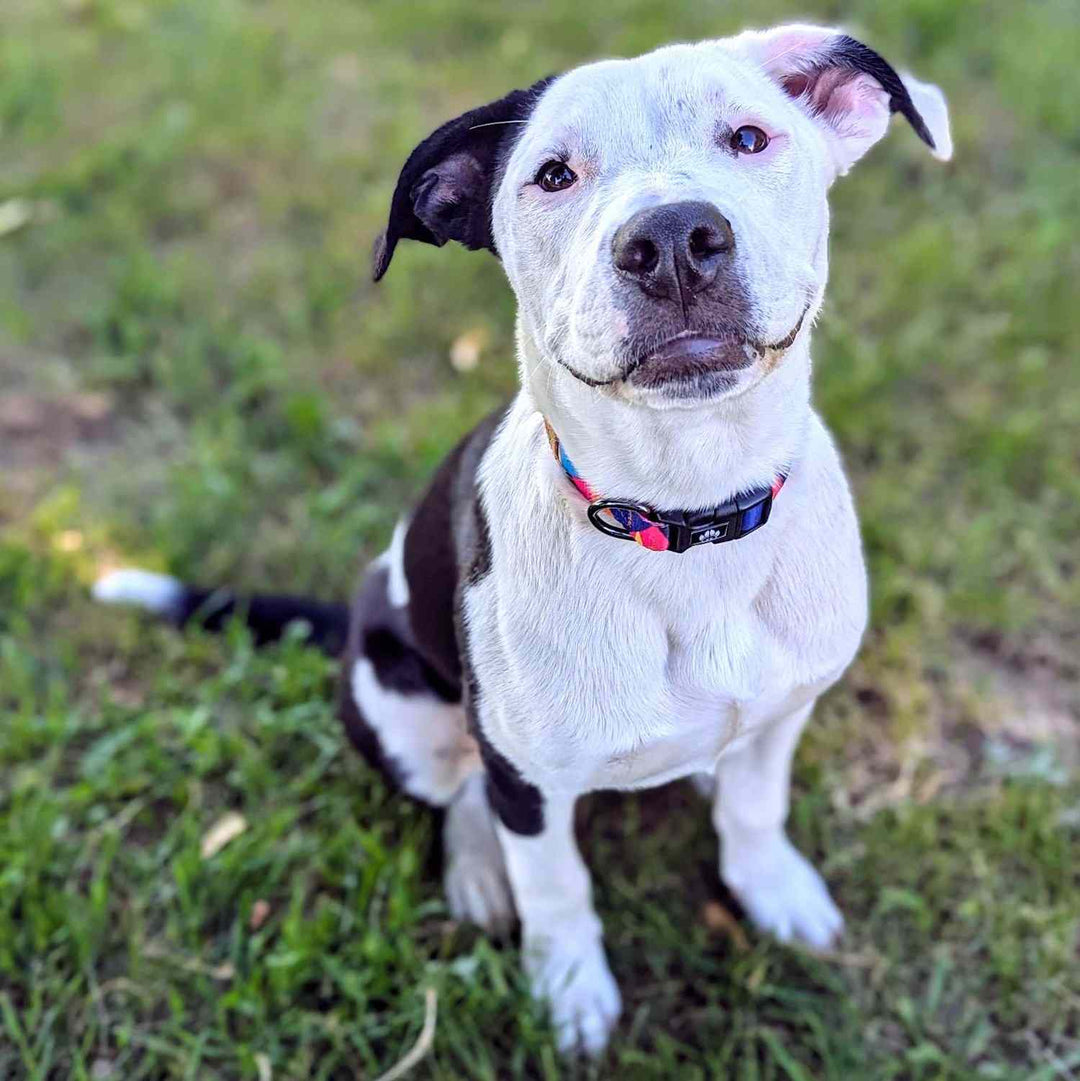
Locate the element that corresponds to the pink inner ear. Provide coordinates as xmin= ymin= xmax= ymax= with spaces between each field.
xmin=786 ymin=68 xmax=890 ymax=142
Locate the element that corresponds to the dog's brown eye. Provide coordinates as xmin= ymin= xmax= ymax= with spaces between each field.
xmin=731 ymin=126 xmax=769 ymax=154
xmin=536 ymin=160 xmax=577 ymax=192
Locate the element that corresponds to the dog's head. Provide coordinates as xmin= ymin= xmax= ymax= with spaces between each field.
xmin=374 ymin=25 xmax=950 ymax=407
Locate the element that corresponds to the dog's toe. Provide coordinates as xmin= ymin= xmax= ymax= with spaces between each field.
xmin=445 ymin=856 xmax=515 ymax=933
xmin=443 ymin=772 xmax=515 ymax=934
xmin=723 ymin=833 xmax=844 ymax=951
xmin=525 ymin=932 xmax=622 ymax=1056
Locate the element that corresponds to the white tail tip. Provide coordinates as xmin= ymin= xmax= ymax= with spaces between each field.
xmin=93 ymin=568 xmax=185 ymax=617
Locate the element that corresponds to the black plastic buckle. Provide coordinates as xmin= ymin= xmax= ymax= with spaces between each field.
xmin=585 ymin=486 xmax=774 ymax=554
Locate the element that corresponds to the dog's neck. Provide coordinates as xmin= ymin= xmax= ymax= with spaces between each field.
xmin=520 ymin=325 xmax=814 ymax=511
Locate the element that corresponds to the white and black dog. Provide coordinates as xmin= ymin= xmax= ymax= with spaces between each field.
xmin=96 ymin=24 xmax=951 ymax=1054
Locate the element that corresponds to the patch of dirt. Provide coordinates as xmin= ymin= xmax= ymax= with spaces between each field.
xmin=0 ymin=390 xmax=121 ymax=521
xmin=0 ymin=391 xmax=116 ymax=463
xmin=957 ymin=628 xmax=1080 ymax=775
xmin=833 ymin=630 xmax=1080 ymax=820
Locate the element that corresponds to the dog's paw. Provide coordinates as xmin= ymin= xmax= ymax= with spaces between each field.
xmin=443 ymin=773 xmax=515 ymax=934
xmin=525 ymin=931 xmax=621 ymax=1056
xmin=722 ymin=833 xmax=843 ymax=950
xmin=444 ymin=852 xmax=515 ymax=934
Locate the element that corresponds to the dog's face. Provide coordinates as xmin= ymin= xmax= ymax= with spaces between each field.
xmin=375 ymin=25 xmax=950 ymax=406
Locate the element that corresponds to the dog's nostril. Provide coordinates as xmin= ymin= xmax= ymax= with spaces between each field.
xmin=688 ymin=224 xmax=730 ymax=260
xmin=618 ymin=237 xmax=659 ymax=275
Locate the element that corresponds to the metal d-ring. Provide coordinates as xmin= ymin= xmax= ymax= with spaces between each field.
xmin=586 ymin=498 xmax=660 ymax=541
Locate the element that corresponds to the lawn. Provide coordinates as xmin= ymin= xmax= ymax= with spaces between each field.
xmin=1 ymin=0 xmax=1078 ymax=1078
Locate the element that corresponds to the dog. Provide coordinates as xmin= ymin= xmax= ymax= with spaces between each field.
xmin=95 ymin=23 xmax=951 ymax=1055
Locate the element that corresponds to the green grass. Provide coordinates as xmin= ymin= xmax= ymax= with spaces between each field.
xmin=1 ymin=0 xmax=1078 ymax=1077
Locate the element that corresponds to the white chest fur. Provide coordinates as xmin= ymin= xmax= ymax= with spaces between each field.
xmin=466 ymin=397 xmax=868 ymax=797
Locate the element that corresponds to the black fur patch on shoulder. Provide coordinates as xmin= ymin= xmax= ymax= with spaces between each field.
xmin=341 ymin=402 xmax=544 ymax=833
xmin=404 ymin=407 xmax=505 ymax=690
xmin=362 ymin=626 xmax=459 ymax=703
xmin=454 ymin=482 xmax=545 ymax=837
xmin=465 ymin=494 xmax=493 ymax=585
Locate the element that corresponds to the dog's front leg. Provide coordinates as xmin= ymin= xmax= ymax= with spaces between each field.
xmin=495 ymin=791 xmax=621 ymax=1055
xmin=711 ymin=701 xmax=844 ymax=949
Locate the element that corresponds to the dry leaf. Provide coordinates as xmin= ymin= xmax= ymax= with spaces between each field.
xmin=449 ymin=328 xmax=489 ymax=372
xmin=0 ymin=199 xmax=33 ymax=238
xmin=701 ymin=900 xmax=750 ymax=953
xmin=71 ymin=391 xmax=114 ymax=423
xmin=55 ymin=530 xmax=84 ymax=553
xmin=249 ymin=899 xmax=271 ymax=930
xmin=200 ymin=811 xmax=248 ymax=859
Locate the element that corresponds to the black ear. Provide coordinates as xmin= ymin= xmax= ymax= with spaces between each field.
xmin=372 ymin=76 xmax=556 ymax=281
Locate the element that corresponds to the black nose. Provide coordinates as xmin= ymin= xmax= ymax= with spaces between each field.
xmin=611 ymin=200 xmax=735 ymax=307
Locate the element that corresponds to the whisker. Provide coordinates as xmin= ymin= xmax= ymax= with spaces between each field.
xmin=468 ymin=120 xmax=529 ymax=130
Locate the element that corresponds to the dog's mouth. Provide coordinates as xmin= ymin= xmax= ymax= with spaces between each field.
xmin=624 ymin=332 xmax=759 ymax=391
xmin=556 ymin=305 xmax=810 ymax=396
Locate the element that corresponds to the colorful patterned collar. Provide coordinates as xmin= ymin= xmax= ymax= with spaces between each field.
xmin=544 ymin=419 xmax=786 ymax=554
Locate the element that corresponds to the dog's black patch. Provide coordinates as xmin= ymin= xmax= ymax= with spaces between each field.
xmin=338 ymin=568 xmax=412 ymax=790
xmin=404 ymin=407 xmax=505 ymax=689
xmin=475 ymin=711 xmax=545 ymax=836
xmin=479 ymin=729 xmax=545 ymax=836
xmin=372 ymin=74 xmax=556 ymax=280
xmin=337 ymin=564 xmax=458 ymax=797
xmin=402 ymin=445 xmax=468 ymax=693
xmin=362 ymin=624 xmax=459 ymax=704
xmin=338 ymin=403 xmax=544 ymax=833
xmin=337 ymin=660 xmax=406 ymax=790
xmin=454 ymin=484 xmax=545 ymax=837
xmin=465 ymin=494 xmax=493 ymax=586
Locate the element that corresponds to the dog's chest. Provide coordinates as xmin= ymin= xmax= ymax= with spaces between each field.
xmin=468 ymin=407 xmax=868 ymax=795
xmin=576 ymin=593 xmax=816 ymax=790
xmin=592 ymin=623 xmax=769 ymax=787
xmin=470 ymin=544 xmax=845 ymax=792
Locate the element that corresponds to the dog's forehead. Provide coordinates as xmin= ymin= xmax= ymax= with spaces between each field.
xmin=515 ymin=43 xmax=788 ymax=158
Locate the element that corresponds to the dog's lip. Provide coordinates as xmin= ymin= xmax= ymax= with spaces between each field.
xmin=553 ymin=304 xmax=811 ymax=390
xmin=625 ymin=332 xmax=757 ymax=386
xmin=624 ymin=307 xmax=809 ymax=388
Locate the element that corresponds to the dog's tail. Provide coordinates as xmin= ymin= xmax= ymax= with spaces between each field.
xmin=92 ymin=568 xmax=350 ymax=656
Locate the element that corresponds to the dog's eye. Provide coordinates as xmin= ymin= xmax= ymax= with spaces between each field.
xmin=731 ymin=126 xmax=769 ymax=154
xmin=535 ymin=160 xmax=577 ymax=192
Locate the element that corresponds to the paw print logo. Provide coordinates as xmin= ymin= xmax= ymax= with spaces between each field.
xmin=699 ymin=526 xmax=727 ymax=543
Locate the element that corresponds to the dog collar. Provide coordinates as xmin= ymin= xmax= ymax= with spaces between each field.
xmin=544 ymin=419 xmax=786 ymax=554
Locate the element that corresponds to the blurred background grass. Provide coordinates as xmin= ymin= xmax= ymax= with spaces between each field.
xmin=0 ymin=1 xmax=1078 ymax=1078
